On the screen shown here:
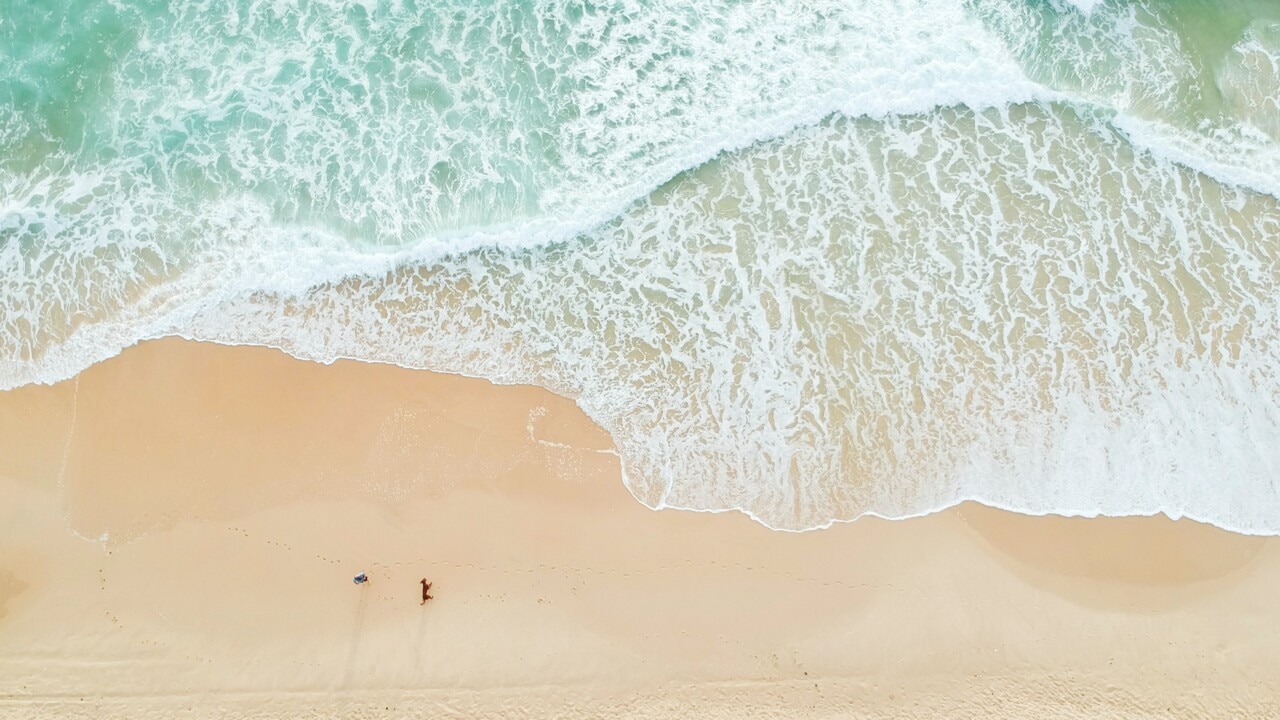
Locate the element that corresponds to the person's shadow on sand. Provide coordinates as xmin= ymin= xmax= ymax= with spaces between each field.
xmin=341 ymin=584 xmax=369 ymax=688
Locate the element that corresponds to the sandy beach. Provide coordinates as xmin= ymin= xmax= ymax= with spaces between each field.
xmin=2 ymin=338 xmax=1279 ymax=719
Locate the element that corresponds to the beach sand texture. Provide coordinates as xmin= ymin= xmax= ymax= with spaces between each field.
xmin=1 ymin=338 xmax=1279 ymax=718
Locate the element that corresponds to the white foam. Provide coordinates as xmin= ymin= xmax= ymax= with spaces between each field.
xmin=1113 ymin=112 xmax=1280 ymax=200
xmin=1060 ymin=0 xmax=1104 ymax=16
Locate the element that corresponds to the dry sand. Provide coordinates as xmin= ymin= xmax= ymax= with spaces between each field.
xmin=1 ymin=338 xmax=1279 ymax=718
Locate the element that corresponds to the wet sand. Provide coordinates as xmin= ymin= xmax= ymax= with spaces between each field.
xmin=1 ymin=338 xmax=1278 ymax=718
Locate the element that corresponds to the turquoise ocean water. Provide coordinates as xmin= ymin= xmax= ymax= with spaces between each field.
xmin=3 ymin=0 xmax=1280 ymax=530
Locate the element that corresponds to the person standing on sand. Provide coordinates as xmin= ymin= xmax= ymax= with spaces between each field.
xmin=420 ymin=578 xmax=433 ymax=604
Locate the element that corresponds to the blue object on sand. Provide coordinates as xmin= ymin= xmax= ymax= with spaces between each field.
xmin=353 ymin=572 xmax=368 ymax=584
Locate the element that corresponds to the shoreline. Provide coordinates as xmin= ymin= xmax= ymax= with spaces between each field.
xmin=24 ymin=333 xmax=1275 ymax=538
xmin=2 ymin=338 xmax=1279 ymax=718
